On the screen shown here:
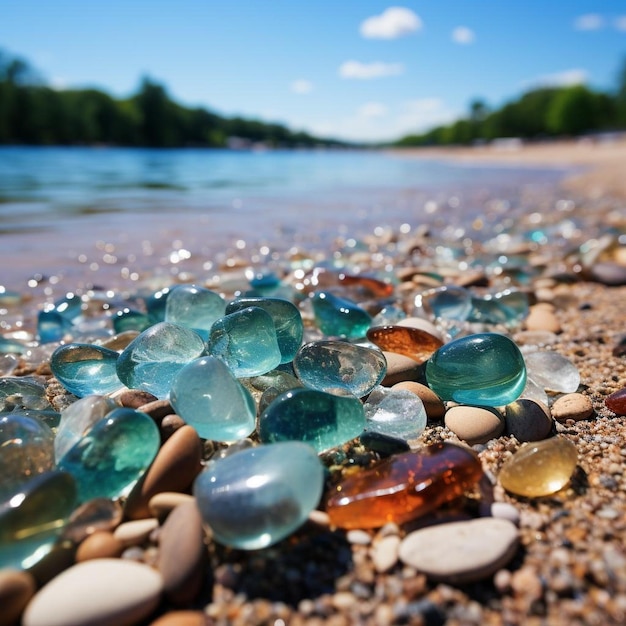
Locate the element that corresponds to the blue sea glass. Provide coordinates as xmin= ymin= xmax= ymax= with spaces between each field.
xmin=170 ymin=356 xmax=256 ymax=441
xmin=0 ymin=471 xmax=77 ymax=570
xmin=311 ymin=291 xmax=372 ymax=339
xmin=247 ymin=269 xmax=281 ymax=292
xmin=194 ymin=441 xmax=324 ymax=549
xmin=258 ymin=387 xmax=365 ymax=452
xmin=209 ymin=306 xmax=281 ymax=377
xmin=116 ymin=322 xmax=206 ymax=399
xmin=0 ymin=376 xmax=51 ymax=411
xmin=468 ymin=290 xmax=529 ymax=326
xmin=164 ymin=284 xmax=226 ymax=340
xmin=226 ymin=297 xmax=303 ymax=363
xmin=53 ymin=292 xmax=84 ymax=320
xmin=37 ymin=310 xmax=73 ymax=343
xmin=420 ymin=285 xmax=472 ymax=323
xmin=293 ymin=340 xmax=386 ymax=397
xmin=57 ymin=408 xmax=160 ymax=503
xmin=363 ymin=386 xmax=427 ymax=440
xmin=426 ymin=332 xmax=527 ymax=407
xmin=143 ymin=287 xmax=170 ymax=323
xmin=0 ymin=337 xmax=27 ymax=355
xmin=113 ymin=308 xmax=151 ymax=334
xmin=51 ymin=343 xmax=124 ymax=398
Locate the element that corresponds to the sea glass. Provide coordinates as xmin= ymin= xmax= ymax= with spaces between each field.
xmin=51 ymin=343 xmax=124 ymax=398
xmin=37 ymin=310 xmax=73 ymax=343
xmin=425 ymin=332 xmax=527 ymax=407
xmin=57 ymin=408 xmax=160 ymax=503
xmin=605 ymin=386 xmax=626 ymax=415
xmin=311 ymin=291 xmax=372 ymax=338
xmin=0 ymin=376 xmax=51 ymax=411
xmin=116 ymin=322 xmax=206 ymax=399
xmin=226 ymin=297 xmax=303 ymax=363
xmin=326 ymin=442 xmax=482 ymax=529
xmin=293 ymin=340 xmax=386 ymax=397
xmin=53 ymin=292 xmax=84 ymax=320
xmin=258 ymin=387 xmax=365 ymax=452
xmin=194 ymin=441 xmax=324 ymax=549
xmin=524 ymin=351 xmax=580 ymax=393
xmin=363 ymin=386 xmax=427 ymax=440
xmin=113 ymin=308 xmax=151 ymax=334
xmin=143 ymin=287 xmax=170 ymax=324
xmin=164 ymin=284 xmax=226 ymax=340
xmin=419 ymin=285 xmax=472 ymax=323
xmin=170 ymin=356 xmax=256 ymax=441
xmin=208 ymin=306 xmax=282 ymax=377
xmin=366 ymin=325 xmax=443 ymax=363
xmin=499 ymin=437 xmax=578 ymax=497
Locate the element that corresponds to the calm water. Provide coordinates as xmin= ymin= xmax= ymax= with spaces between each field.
xmin=0 ymin=146 xmax=567 ymax=287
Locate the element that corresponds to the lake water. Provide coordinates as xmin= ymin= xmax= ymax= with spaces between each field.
xmin=0 ymin=146 xmax=568 ymax=289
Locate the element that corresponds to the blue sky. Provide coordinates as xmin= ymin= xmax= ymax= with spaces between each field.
xmin=2 ymin=1 xmax=626 ymax=142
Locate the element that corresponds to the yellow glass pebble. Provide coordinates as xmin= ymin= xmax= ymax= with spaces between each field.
xmin=499 ymin=437 xmax=578 ymax=497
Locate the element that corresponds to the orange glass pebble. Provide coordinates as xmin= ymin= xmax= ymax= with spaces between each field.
xmin=325 ymin=442 xmax=482 ymax=529
xmin=366 ymin=325 xmax=444 ymax=363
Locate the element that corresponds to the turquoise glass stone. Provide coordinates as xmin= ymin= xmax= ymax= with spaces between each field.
xmin=226 ymin=297 xmax=303 ymax=363
xmin=116 ymin=322 xmax=206 ymax=399
xmin=37 ymin=309 xmax=73 ymax=343
xmin=468 ymin=296 xmax=510 ymax=325
xmin=0 ymin=336 xmax=27 ymax=355
xmin=194 ymin=441 xmax=324 ymax=549
xmin=363 ymin=386 xmax=427 ymax=440
xmin=57 ymin=408 xmax=160 ymax=503
xmin=0 ymin=376 xmax=51 ymax=411
xmin=421 ymin=285 xmax=472 ymax=323
xmin=426 ymin=332 xmax=527 ymax=407
xmin=113 ymin=308 xmax=151 ymax=334
xmin=258 ymin=387 xmax=365 ymax=452
xmin=468 ymin=290 xmax=529 ymax=326
xmin=247 ymin=269 xmax=281 ymax=292
xmin=293 ymin=340 xmax=386 ymax=398
xmin=51 ymin=343 xmax=124 ymax=398
xmin=311 ymin=291 xmax=372 ymax=339
xmin=170 ymin=356 xmax=256 ymax=441
xmin=0 ymin=414 xmax=56 ymax=501
xmin=53 ymin=292 xmax=84 ymax=320
xmin=164 ymin=284 xmax=226 ymax=340
xmin=209 ymin=307 xmax=281 ymax=377
xmin=0 ymin=471 xmax=77 ymax=570
xmin=143 ymin=287 xmax=170 ymax=323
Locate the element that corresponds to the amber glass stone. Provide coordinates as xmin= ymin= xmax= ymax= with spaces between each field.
xmin=605 ymin=387 xmax=626 ymax=415
xmin=366 ymin=325 xmax=443 ymax=363
xmin=325 ymin=442 xmax=482 ymax=529
xmin=339 ymin=274 xmax=394 ymax=299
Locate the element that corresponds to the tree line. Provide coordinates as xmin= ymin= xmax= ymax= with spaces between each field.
xmin=0 ymin=49 xmax=344 ymax=148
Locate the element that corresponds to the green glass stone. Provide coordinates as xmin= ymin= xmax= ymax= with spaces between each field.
xmin=165 ymin=283 xmax=226 ymax=340
xmin=37 ymin=310 xmax=73 ymax=343
xmin=142 ymin=287 xmax=170 ymax=323
xmin=311 ymin=291 xmax=372 ymax=339
xmin=209 ymin=307 xmax=281 ymax=377
xmin=293 ymin=340 xmax=386 ymax=397
xmin=468 ymin=290 xmax=529 ymax=326
xmin=0 ymin=471 xmax=77 ymax=570
xmin=116 ymin=322 xmax=206 ymax=399
xmin=258 ymin=387 xmax=365 ymax=452
xmin=113 ymin=308 xmax=151 ymax=334
xmin=226 ymin=297 xmax=303 ymax=363
xmin=170 ymin=356 xmax=256 ymax=442
xmin=57 ymin=408 xmax=160 ymax=503
xmin=0 ymin=377 xmax=51 ymax=411
xmin=51 ymin=344 xmax=124 ymax=398
xmin=425 ymin=332 xmax=526 ymax=407
xmin=194 ymin=441 xmax=324 ymax=549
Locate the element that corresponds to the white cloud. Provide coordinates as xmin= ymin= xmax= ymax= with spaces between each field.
xmin=396 ymin=98 xmax=457 ymax=133
xmin=360 ymin=7 xmax=422 ymax=39
xmin=290 ymin=79 xmax=313 ymax=94
xmin=339 ymin=60 xmax=404 ymax=80
xmin=530 ymin=68 xmax=588 ymax=88
xmin=451 ymin=26 xmax=475 ymax=44
xmin=574 ymin=14 xmax=605 ymax=30
xmin=615 ymin=15 xmax=626 ymax=31
xmin=357 ymin=102 xmax=388 ymax=119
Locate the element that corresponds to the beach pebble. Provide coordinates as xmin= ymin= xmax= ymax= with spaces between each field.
xmin=114 ymin=518 xmax=159 ymax=547
xmin=398 ymin=518 xmax=519 ymax=583
xmin=550 ymin=393 xmax=594 ymax=422
xmin=585 ymin=261 xmax=626 ymax=286
xmin=505 ymin=399 xmax=553 ymax=442
xmin=0 ymin=569 xmax=36 ymax=626
xmin=119 ymin=389 xmax=158 ymax=409
xmin=149 ymin=492 xmax=195 ymax=521
xmin=157 ymin=501 xmax=206 ymax=605
xmin=524 ymin=304 xmax=561 ymax=334
xmin=396 ymin=316 xmax=444 ymax=340
xmin=489 ymin=502 xmax=521 ymax=526
xmin=138 ymin=398 xmax=175 ymax=421
xmin=125 ymin=425 xmax=203 ymax=520
xmin=159 ymin=414 xmax=186 ymax=440
xmin=391 ymin=381 xmax=446 ymax=420
xmin=75 ymin=531 xmax=124 ymax=562
xmin=149 ymin=612 xmax=208 ymax=626
xmin=380 ymin=351 xmax=423 ymax=386
xmin=444 ymin=405 xmax=504 ymax=445
xmin=372 ymin=534 xmax=401 ymax=573
xmin=22 ymin=559 xmax=163 ymax=626
xmin=513 ymin=329 xmax=558 ymax=347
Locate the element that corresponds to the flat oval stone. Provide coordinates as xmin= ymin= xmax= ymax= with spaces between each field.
xmin=444 ymin=405 xmax=504 ymax=445
xmin=605 ymin=386 xmax=626 ymax=415
xmin=499 ymin=437 xmax=578 ymax=497
xmin=550 ymin=393 xmax=593 ymax=422
xmin=363 ymin=386 xmax=427 ymax=440
xmin=524 ymin=351 xmax=580 ymax=393
xmin=293 ymin=340 xmax=386 ymax=398
xmin=505 ymin=399 xmax=553 ymax=441
xmin=50 ymin=344 xmax=124 ymax=398
xmin=398 ymin=518 xmax=519 ymax=583
xmin=258 ymin=387 xmax=365 ymax=452
xmin=366 ymin=325 xmax=443 ymax=363
xmin=326 ymin=442 xmax=482 ymax=529
xmin=57 ymin=408 xmax=160 ymax=503
xmin=0 ymin=569 xmax=36 ymax=626
xmin=116 ymin=322 xmax=206 ymax=399
xmin=22 ymin=558 xmax=163 ymax=626
xmin=164 ymin=284 xmax=226 ymax=340
xmin=75 ymin=531 xmax=124 ymax=562
xmin=311 ymin=291 xmax=372 ymax=339
xmin=391 ymin=382 xmax=446 ymax=420
xmin=425 ymin=333 xmax=527 ymax=407
xmin=380 ymin=351 xmax=422 ymax=386
xmin=170 ymin=356 xmax=256 ymax=442
xmin=194 ymin=441 xmax=324 ymax=549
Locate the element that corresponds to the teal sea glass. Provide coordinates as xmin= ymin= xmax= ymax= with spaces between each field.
xmin=143 ymin=287 xmax=170 ymax=323
xmin=468 ymin=289 xmax=529 ymax=326
xmin=57 ymin=408 xmax=160 ymax=503
xmin=165 ymin=284 xmax=226 ymax=340
xmin=226 ymin=297 xmax=303 ymax=363
xmin=51 ymin=343 xmax=124 ymax=398
xmin=209 ymin=306 xmax=281 ymax=377
xmin=258 ymin=387 xmax=365 ymax=452
xmin=293 ymin=340 xmax=386 ymax=397
xmin=116 ymin=322 xmax=206 ymax=399
xmin=311 ymin=291 xmax=372 ymax=338
xmin=170 ymin=356 xmax=256 ymax=441
xmin=37 ymin=310 xmax=73 ymax=343
xmin=422 ymin=285 xmax=472 ymax=323
xmin=113 ymin=308 xmax=151 ymax=334
xmin=0 ymin=376 xmax=51 ymax=411
xmin=426 ymin=332 xmax=527 ymax=407
xmin=194 ymin=441 xmax=324 ymax=549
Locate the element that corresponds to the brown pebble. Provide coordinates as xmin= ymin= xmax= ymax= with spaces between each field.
xmin=524 ymin=304 xmax=562 ymax=333
xmin=138 ymin=398 xmax=174 ymax=421
xmin=149 ymin=492 xmax=195 ymax=521
xmin=149 ymin=611 xmax=209 ymax=626
xmin=119 ymin=389 xmax=158 ymax=409
xmin=444 ymin=405 xmax=505 ymax=445
xmin=114 ymin=518 xmax=159 ymax=547
xmin=159 ymin=414 xmax=186 ymax=441
xmin=76 ymin=531 xmax=125 ymax=562
xmin=0 ymin=569 xmax=36 ymax=626
xmin=550 ymin=393 xmax=594 ymax=422
xmin=391 ymin=381 xmax=445 ymax=420
xmin=380 ymin=351 xmax=423 ymax=386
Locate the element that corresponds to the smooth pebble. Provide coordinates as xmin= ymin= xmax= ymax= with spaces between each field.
xmin=505 ymin=399 xmax=554 ymax=441
xmin=444 ymin=405 xmax=504 ymax=445
xmin=550 ymin=393 xmax=594 ymax=422
xmin=372 ymin=534 xmax=401 ymax=573
xmin=113 ymin=518 xmax=159 ymax=547
xmin=380 ymin=351 xmax=422 ymax=386
xmin=75 ymin=531 xmax=124 ymax=562
xmin=0 ymin=569 xmax=36 ymax=626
